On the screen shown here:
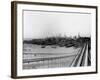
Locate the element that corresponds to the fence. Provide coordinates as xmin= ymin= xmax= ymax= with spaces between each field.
xmin=70 ymin=43 xmax=90 ymax=67
xmin=23 ymin=43 xmax=90 ymax=69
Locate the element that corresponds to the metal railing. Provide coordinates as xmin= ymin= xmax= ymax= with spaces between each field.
xmin=70 ymin=43 xmax=90 ymax=67
xmin=23 ymin=43 xmax=90 ymax=69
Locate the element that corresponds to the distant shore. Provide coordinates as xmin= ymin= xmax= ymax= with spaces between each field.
xmin=23 ymin=35 xmax=91 ymax=48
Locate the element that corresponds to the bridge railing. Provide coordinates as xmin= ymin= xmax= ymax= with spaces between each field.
xmin=23 ymin=43 xmax=90 ymax=69
xmin=70 ymin=43 xmax=89 ymax=67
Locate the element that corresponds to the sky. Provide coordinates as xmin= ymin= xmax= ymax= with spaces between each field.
xmin=23 ymin=10 xmax=91 ymax=39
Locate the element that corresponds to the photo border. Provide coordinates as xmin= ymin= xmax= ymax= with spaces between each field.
xmin=11 ymin=1 xmax=98 ymax=79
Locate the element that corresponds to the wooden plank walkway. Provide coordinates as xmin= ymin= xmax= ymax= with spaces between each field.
xmin=70 ymin=43 xmax=90 ymax=67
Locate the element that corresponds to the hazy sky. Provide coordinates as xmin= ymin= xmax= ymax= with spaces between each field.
xmin=23 ymin=10 xmax=91 ymax=39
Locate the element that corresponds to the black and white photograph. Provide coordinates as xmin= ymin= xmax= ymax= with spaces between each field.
xmin=11 ymin=1 xmax=97 ymax=78
xmin=23 ymin=10 xmax=91 ymax=69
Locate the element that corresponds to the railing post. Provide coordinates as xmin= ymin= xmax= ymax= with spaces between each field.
xmin=83 ymin=43 xmax=88 ymax=66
